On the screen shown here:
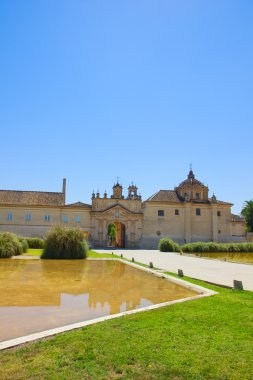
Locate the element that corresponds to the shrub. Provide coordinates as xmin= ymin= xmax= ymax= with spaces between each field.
xmin=182 ymin=242 xmax=253 ymax=253
xmin=0 ymin=232 xmax=23 ymax=258
xmin=25 ymin=237 xmax=44 ymax=249
xmin=158 ymin=237 xmax=181 ymax=253
xmin=182 ymin=242 xmax=221 ymax=253
xmin=18 ymin=238 xmax=29 ymax=253
xmin=41 ymin=227 xmax=88 ymax=259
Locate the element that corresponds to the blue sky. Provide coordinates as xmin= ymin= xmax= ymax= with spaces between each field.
xmin=0 ymin=0 xmax=252 ymax=214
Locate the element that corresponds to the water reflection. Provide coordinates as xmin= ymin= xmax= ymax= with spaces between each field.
xmin=194 ymin=252 xmax=253 ymax=264
xmin=0 ymin=260 xmax=197 ymax=341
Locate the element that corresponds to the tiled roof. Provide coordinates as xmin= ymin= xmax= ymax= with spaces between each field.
xmin=176 ymin=170 xmax=206 ymax=189
xmin=0 ymin=190 xmax=64 ymax=206
xmin=231 ymin=214 xmax=245 ymax=221
xmin=65 ymin=201 xmax=91 ymax=208
xmin=215 ymin=200 xmax=233 ymax=206
xmin=146 ymin=190 xmax=182 ymax=203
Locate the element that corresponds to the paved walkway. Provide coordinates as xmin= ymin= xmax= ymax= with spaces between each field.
xmin=96 ymin=249 xmax=253 ymax=291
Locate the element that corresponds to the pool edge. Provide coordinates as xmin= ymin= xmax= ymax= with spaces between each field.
xmin=0 ymin=259 xmax=217 ymax=351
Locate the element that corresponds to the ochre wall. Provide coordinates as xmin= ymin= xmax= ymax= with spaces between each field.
xmin=0 ymin=199 xmax=245 ymax=245
xmin=0 ymin=205 xmax=91 ymax=237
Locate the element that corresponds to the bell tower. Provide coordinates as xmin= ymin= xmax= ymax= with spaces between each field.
xmin=127 ymin=183 xmax=141 ymax=200
xmin=112 ymin=181 xmax=123 ymax=199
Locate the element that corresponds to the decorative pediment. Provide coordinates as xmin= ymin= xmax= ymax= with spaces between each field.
xmin=98 ymin=203 xmax=138 ymax=217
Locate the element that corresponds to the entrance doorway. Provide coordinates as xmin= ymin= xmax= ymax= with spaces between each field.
xmin=107 ymin=222 xmax=126 ymax=248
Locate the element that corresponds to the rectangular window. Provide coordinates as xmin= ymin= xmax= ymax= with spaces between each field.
xmin=25 ymin=213 xmax=32 ymax=221
xmin=158 ymin=210 xmax=164 ymax=217
xmin=217 ymin=211 xmax=221 ymax=217
xmin=196 ymin=193 xmax=200 ymax=199
xmin=196 ymin=208 xmax=201 ymax=216
xmin=63 ymin=215 xmax=68 ymax=223
xmin=7 ymin=212 xmax=13 ymax=221
xmin=44 ymin=214 xmax=51 ymax=222
xmin=175 ymin=209 xmax=179 ymax=216
xmin=75 ymin=216 xmax=81 ymax=223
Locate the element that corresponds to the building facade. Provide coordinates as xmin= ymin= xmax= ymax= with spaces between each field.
xmin=0 ymin=170 xmax=245 ymax=248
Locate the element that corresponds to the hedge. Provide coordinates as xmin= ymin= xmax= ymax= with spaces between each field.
xmin=182 ymin=242 xmax=253 ymax=253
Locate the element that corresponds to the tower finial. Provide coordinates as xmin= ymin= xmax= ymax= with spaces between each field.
xmin=190 ymin=163 xmax=192 ymax=171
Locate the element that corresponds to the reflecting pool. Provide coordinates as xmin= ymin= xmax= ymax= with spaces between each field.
xmin=192 ymin=252 xmax=253 ymax=264
xmin=0 ymin=260 xmax=197 ymax=342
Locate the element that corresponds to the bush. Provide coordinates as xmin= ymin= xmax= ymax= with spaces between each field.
xmin=0 ymin=232 xmax=23 ymax=258
xmin=239 ymin=243 xmax=253 ymax=252
xmin=182 ymin=242 xmax=221 ymax=253
xmin=18 ymin=238 xmax=29 ymax=253
xmin=182 ymin=242 xmax=253 ymax=253
xmin=41 ymin=227 xmax=88 ymax=259
xmin=158 ymin=237 xmax=181 ymax=253
xmin=25 ymin=237 xmax=44 ymax=249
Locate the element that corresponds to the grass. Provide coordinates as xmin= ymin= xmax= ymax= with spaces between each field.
xmin=0 ymin=277 xmax=252 ymax=380
xmin=23 ymin=249 xmax=43 ymax=256
xmin=22 ymin=249 xmax=120 ymax=259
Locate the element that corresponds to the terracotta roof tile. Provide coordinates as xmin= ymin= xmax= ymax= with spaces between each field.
xmin=65 ymin=201 xmax=91 ymax=208
xmin=0 ymin=190 xmax=64 ymax=206
xmin=146 ymin=190 xmax=182 ymax=203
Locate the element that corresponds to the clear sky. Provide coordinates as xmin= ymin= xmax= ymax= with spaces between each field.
xmin=0 ymin=0 xmax=252 ymax=214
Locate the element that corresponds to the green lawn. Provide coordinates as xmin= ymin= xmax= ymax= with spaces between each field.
xmin=87 ymin=250 xmax=119 ymax=259
xmin=23 ymin=248 xmax=43 ymax=256
xmin=0 ymin=277 xmax=252 ymax=380
xmin=23 ymin=249 xmax=119 ymax=259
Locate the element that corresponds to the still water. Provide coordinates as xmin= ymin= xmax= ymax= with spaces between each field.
xmin=193 ymin=252 xmax=253 ymax=264
xmin=0 ymin=260 xmax=197 ymax=342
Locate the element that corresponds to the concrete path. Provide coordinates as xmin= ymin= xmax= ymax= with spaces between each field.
xmin=96 ymin=249 xmax=253 ymax=291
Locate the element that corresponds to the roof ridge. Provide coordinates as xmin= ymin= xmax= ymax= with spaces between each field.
xmin=145 ymin=189 xmax=180 ymax=202
xmin=145 ymin=190 xmax=160 ymax=201
xmin=0 ymin=189 xmax=63 ymax=194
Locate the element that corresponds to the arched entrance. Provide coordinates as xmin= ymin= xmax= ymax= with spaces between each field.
xmin=107 ymin=222 xmax=126 ymax=248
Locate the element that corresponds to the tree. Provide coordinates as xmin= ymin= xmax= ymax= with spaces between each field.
xmin=108 ymin=223 xmax=116 ymax=243
xmin=241 ymin=200 xmax=253 ymax=232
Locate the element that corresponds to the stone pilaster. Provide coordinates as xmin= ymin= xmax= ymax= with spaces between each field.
xmin=212 ymin=204 xmax=218 ymax=242
xmin=184 ymin=203 xmax=192 ymax=243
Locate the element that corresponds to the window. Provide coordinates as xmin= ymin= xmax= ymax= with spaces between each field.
xmin=25 ymin=213 xmax=32 ymax=221
xmin=63 ymin=215 xmax=68 ymax=223
xmin=44 ymin=214 xmax=50 ymax=222
xmin=218 ymin=230 xmax=221 ymax=234
xmin=217 ymin=211 xmax=221 ymax=217
xmin=158 ymin=210 xmax=164 ymax=216
xmin=75 ymin=216 xmax=81 ymax=223
xmin=175 ymin=209 xmax=179 ymax=215
xmin=196 ymin=208 xmax=201 ymax=216
xmin=196 ymin=193 xmax=200 ymax=199
xmin=7 ymin=212 xmax=13 ymax=221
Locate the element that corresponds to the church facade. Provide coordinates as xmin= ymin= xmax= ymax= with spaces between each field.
xmin=0 ymin=170 xmax=245 ymax=248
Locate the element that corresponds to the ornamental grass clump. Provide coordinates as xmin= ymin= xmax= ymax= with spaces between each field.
xmin=237 ymin=243 xmax=253 ymax=252
xmin=182 ymin=242 xmax=253 ymax=253
xmin=158 ymin=237 xmax=181 ymax=253
xmin=41 ymin=227 xmax=88 ymax=259
xmin=25 ymin=237 xmax=44 ymax=249
xmin=0 ymin=232 xmax=23 ymax=258
xmin=182 ymin=242 xmax=221 ymax=253
xmin=18 ymin=238 xmax=29 ymax=253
